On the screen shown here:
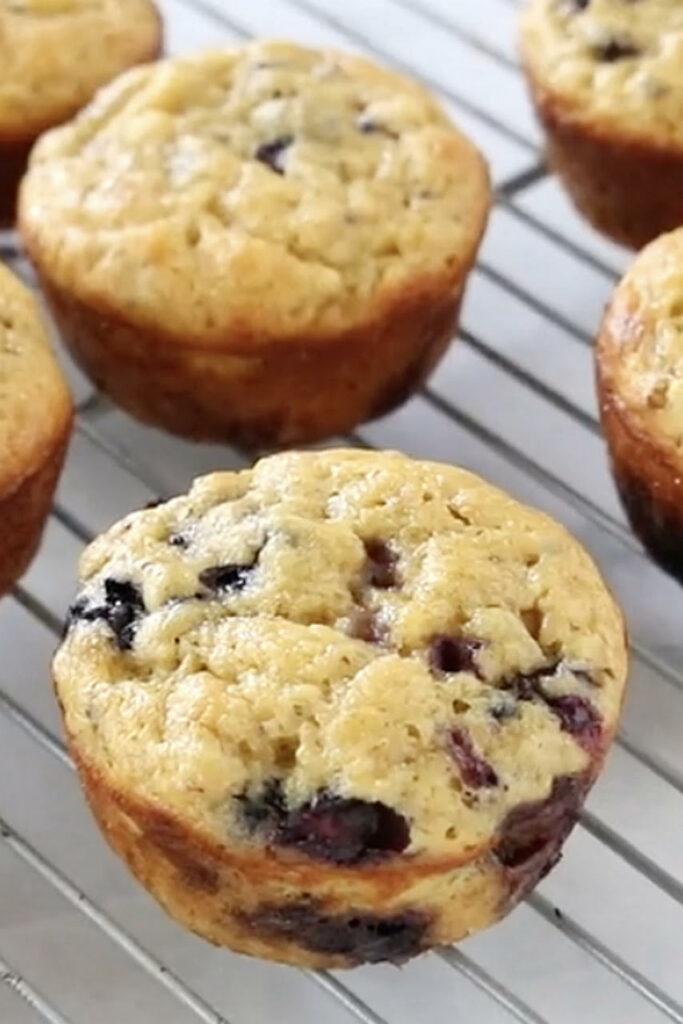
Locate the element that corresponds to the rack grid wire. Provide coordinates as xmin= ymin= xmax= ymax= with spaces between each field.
xmin=1 ymin=1 xmax=682 ymax=1022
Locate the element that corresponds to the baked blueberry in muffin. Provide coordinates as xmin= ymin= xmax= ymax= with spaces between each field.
xmin=521 ymin=0 xmax=683 ymax=248
xmin=20 ymin=41 xmax=490 ymax=446
xmin=54 ymin=450 xmax=627 ymax=967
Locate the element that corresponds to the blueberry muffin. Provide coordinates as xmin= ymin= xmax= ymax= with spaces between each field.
xmin=54 ymin=449 xmax=627 ymax=968
xmin=521 ymin=0 xmax=683 ymax=248
xmin=0 ymin=262 xmax=73 ymax=594
xmin=597 ymin=227 xmax=683 ymax=580
xmin=19 ymin=42 xmax=490 ymax=447
xmin=0 ymin=0 xmax=162 ymax=225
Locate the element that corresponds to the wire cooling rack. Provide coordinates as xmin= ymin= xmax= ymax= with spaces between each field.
xmin=1 ymin=1 xmax=682 ymax=1021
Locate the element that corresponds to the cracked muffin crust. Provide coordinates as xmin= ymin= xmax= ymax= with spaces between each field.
xmin=0 ymin=0 xmax=162 ymax=225
xmin=54 ymin=449 xmax=628 ymax=968
xmin=520 ymin=0 xmax=683 ymax=247
xmin=597 ymin=227 xmax=683 ymax=581
xmin=0 ymin=262 xmax=73 ymax=594
xmin=20 ymin=41 xmax=490 ymax=446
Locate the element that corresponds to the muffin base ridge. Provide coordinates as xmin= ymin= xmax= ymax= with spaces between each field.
xmin=527 ymin=82 xmax=683 ymax=251
xmin=36 ymin=274 xmax=464 ymax=447
xmin=68 ymin=743 xmax=597 ymax=969
xmin=598 ymin=366 xmax=683 ymax=583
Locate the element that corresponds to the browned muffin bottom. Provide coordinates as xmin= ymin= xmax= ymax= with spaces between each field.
xmin=535 ymin=116 xmax=683 ymax=251
xmin=521 ymin=0 xmax=683 ymax=249
xmin=54 ymin=451 xmax=627 ymax=967
xmin=38 ymin=278 xmax=462 ymax=449
xmin=0 ymin=261 xmax=73 ymax=593
xmin=20 ymin=42 xmax=490 ymax=446
xmin=610 ymin=465 xmax=683 ymax=581
xmin=597 ymin=226 xmax=683 ymax=581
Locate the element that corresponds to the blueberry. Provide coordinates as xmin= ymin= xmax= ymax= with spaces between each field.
xmin=104 ymin=580 xmax=145 ymax=650
xmin=238 ymin=779 xmax=287 ymax=833
xmin=199 ymin=563 xmax=255 ymax=593
xmin=490 ymin=696 xmax=518 ymax=723
xmin=239 ymin=784 xmax=410 ymax=865
xmin=430 ymin=635 xmax=484 ymax=677
xmin=356 ymin=117 xmax=398 ymax=139
xmin=495 ymin=775 xmax=585 ymax=900
xmin=496 ymin=776 xmax=581 ymax=867
xmin=278 ymin=793 xmax=411 ymax=865
xmin=66 ymin=578 xmax=146 ymax=651
xmin=593 ymin=38 xmax=641 ymax=62
xmin=363 ymin=539 xmax=400 ymax=589
xmin=543 ymin=694 xmax=602 ymax=752
xmin=243 ymin=900 xmax=430 ymax=964
xmin=500 ymin=664 xmax=602 ymax=750
xmin=168 ymin=533 xmax=189 ymax=549
xmin=254 ymin=136 xmax=293 ymax=174
xmin=448 ymin=728 xmax=499 ymax=789
xmin=63 ymin=596 xmax=88 ymax=637
xmin=502 ymin=664 xmax=557 ymax=702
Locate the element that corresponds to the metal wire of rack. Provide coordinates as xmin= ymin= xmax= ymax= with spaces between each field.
xmin=1 ymin=1 xmax=682 ymax=1022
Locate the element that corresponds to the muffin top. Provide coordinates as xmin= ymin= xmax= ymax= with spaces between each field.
xmin=521 ymin=0 xmax=683 ymax=147
xmin=20 ymin=41 xmax=490 ymax=345
xmin=598 ymin=227 xmax=683 ymax=448
xmin=0 ymin=0 xmax=162 ymax=140
xmin=54 ymin=449 xmax=627 ymax=865
xmin=0 ymin=262 xmax=72 ymax=489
